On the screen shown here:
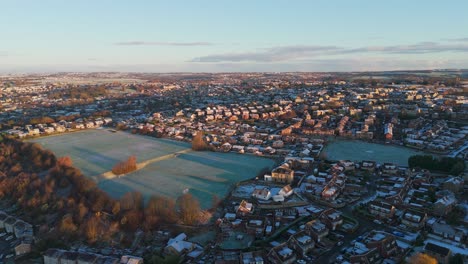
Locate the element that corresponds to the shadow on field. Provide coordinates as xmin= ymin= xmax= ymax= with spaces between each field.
xmin=73 ymin=145 xmax=120 ymax=166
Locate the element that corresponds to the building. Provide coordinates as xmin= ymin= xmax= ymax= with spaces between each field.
xmin=44 ymin=248 xmax=64 ymax=264
xmin=430 ymin=222 xmax=466 ymax=242
xmin=349 ymin=243 xmax=381 ymax=264
xmin=424 ymin=242 xmax=452 ymax=264
xmin=267 ymin=243 xmax=296 ymax=264
xmin=120 ymin=255 xmax=144 ymax=264
xmin=288 ymin=231 xmax=315 ymax=257
xmin=305 ymin=220 xmax=329 ymax=242
xmin=401 ymin=209 xmax=427 ymax=230
xmin=252 ymin=188 xmax=271 ymax=201
xmin=278 ymin=185 xmax=294 ymax=198
xmin=319 ymin=208 xmax=343 ymax=231
xmin=368 ymin=200 xmax=396 ymax=219
xmin=271 ymin=163 xmax=294 ymax=183
xmin=14 ymin=239 xmax=32 ymax=256
xmin=164 ymin=233 xmax=199 ymax=256
xmin=245 ymin=217 xmax=266 ymax=238
xmin=236 ymin=200 xmax=254 ymax=216
xmin=363 ymin=231 xmax=398 ymax=258
xmin=239 ymin=251 xmax=264 ymax=264
xmin=77 ymin=252 xmax=98 ymax=264
xmin=443 ymin=177 xmax=464 ymax=193
xmin=433 ymin=193 xmax=457 ymax=216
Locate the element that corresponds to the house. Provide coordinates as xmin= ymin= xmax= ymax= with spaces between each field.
xmin=245 ymin=218 xmax=266 ymax=238
xmin=289 ymin=231 xmax=315 ymax=257
xmin=443 ymin=177 xmax=464 ymax=193
xmin=363 ymin=231 xmax=398 ymax=258
xmin=321 ymin=185 xmax=340 ymax=201
xmin=349 ymin=244 xmax=380 ymax=264
xmin=95 ymin=256 xmax=119 ymax=264
xmin=305 ymin=220 xmax=329 ymax=242
xmin=433 ymin=193 xmax=457 ymax=216
xmin=430 ymin=222 xmax=465 ymax=242
xmin=319 ymin=209 xmax=343 ymax=231
xmin=61 ymin=251 xmax=79 ymax=264
xmin=252 ymin=188 xmax=271 ymax=201
xmin=368 ymin=200 xmax=396 ymax=219
xmin=4 ymin=216 xmax=17 ymax=233
xmin=424 ymin=242 xmax=452 ymax=264
xmin=239 ymin=251 xmax=264 ymax=264
xmin=271 ymin=163 xmax=294 ymax=183
xmin=360 ymin=161 xmax=376 ymax=172
xmin=14 ymin=220 xmax=33 ymax=238
xmin=164 ymin=233 xmax=198 ymax=256
xmin=236 ymin=200 xmax=254 ymax=216
xmin=401 ymin=209 xmax=427 ymax=230
xmin=44 ymin=248 xmax=64 ymax=264
xmin=77 ymin=252 xmax=98 ymax=264
xmin=278 ymin=185 xmax=294 ymax=198
xmin=267 ymin=243 xmax=296 ymax=264
xmin=14 ymin=238 xmax=32 ymax=256
xmin=120 ymin=255 xmax=144 ymax=264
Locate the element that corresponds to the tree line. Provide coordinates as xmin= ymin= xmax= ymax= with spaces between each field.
xmin=408 ymin=155 xmax=465 ymax=175
xmin=0 ymin=136 xmax=206 ymax=247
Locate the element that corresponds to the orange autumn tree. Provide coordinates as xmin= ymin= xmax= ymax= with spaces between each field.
xmin=112 ymin=155 xmax=137 ymax=175
xmin=408 ymin=253 xmax=437 ymax=264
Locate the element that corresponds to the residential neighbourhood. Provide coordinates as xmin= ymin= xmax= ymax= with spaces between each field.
xmin=0 ymin=72 xmax=466 ymax=263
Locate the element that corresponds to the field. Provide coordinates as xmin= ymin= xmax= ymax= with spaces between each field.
xmin=30 ymin=129 xmax=274 ymax=208
xmin=324 ymin=139 xmax=425 ymax=166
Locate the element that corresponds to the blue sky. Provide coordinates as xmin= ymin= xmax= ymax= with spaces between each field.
xmin=1 ymin=0 xmax=468 ymax=72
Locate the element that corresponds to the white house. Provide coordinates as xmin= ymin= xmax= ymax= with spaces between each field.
xmin=252 ymin=188 xmax=271 ymax=201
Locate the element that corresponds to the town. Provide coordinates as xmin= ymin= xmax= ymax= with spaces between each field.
xmin=0 ymin=71 xmax=467 ymax=264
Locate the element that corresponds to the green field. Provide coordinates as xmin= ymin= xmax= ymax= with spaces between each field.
xmin=30 ymin=129 xmax=274 ymax=208
xmin=324 ymin=139 xmax=425 ymax=166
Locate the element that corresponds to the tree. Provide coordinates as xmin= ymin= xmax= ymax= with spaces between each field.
xmin=177 ymin=193 xmax=201 ymax=225
xmin=192 ymin=131 xmax=208 ymax=151
xmin=112 ymin=155 xmax=137 ymax=175
xmin=449 ymin=254 xmax=464 ymax=264
xmin=211 ymin=194 xmax=221 ymax=210
xmin=84 ymin=216 xmax=100 ymax=244
xmin=145 ymin=196 xmax=176 ymax=226
xmin=59 ymin=215 xmax=78 ymax=234
xmin=408 ymin=253 xmax=437 ymax=264
xmin=57 ymin=156 xmax=73 ymax=167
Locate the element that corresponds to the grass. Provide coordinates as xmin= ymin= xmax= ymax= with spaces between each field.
xmin=324 ymin=139 xmax=425 ymax=165
xmin=30 ymin=129 xmax=275 ymax=208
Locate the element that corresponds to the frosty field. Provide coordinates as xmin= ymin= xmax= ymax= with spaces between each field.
xmin=30 ymin=129 xmax=274 ymax=208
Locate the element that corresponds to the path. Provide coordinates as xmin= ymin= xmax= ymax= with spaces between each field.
xmin=95 ymin=148 xmax=192 ymax=181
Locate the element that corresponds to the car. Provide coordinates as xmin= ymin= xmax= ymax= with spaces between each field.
xmin=5 ymin=236 xmax=13 ymax=241
xmin=337 ymin=241 xmax=344 ymax=246
xmin=373 ymin=219 xmax=382 ymax=225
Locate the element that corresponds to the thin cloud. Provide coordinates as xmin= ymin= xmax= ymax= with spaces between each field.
xmin=345 ymin=42 xmax=468 ymax=54
xmin=115 ymin=41 xmax=214 ymax=46
xmin=443 ymin=37 xmax=468 ymax=42
xmin=192 ymin=41 xmax=468 ymax=62
xmin=191 ymin=45 xmax=342 ymax=62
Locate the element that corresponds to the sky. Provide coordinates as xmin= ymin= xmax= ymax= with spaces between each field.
xmin=1 ymin=0 xmax=468 ymax=73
